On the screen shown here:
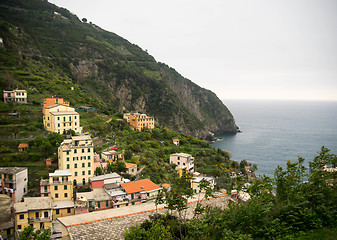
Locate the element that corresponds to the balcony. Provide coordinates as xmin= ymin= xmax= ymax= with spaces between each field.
xmin=28 ymin=217 xmax=52 ymax=223
xmin=4 ymin=179 xmax=15 ymax=183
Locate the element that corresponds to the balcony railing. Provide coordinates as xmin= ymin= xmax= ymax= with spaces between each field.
xmin=28 ymin=217 xmax=52 ymax=223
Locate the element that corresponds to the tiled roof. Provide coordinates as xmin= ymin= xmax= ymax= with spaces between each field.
xmin=121 ymin=179 xmax=161 ymax=194
xmin=0 ymin=167 xmax=27 ymax=175
xmin=89 ymin=173 xmax=121 ymax=182
xmin=18 ymin=143 xmax=29 ymax=148
xmin=170 ymin=153 xmax=192 ymax=158
xmin=14 ymin=197 xmax=53 ymax=213
xmin=125 ymin=163 xmax=136 ymax=169
xmin=161 ymin=183 xmax=171 ymax=188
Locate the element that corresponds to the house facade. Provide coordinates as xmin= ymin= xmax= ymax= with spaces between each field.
xmin=89 ymin=173 xmax=123 ymax=190
xmin=3 ymin=90 xmax=27 ymax=104
xmin=101 ymin=150 xmax=124 ymax=163
xmin=42 ymin=97 xmax=69 ymax=114
xmin=43 ymin=104 xmax=81 ymax=134
xmin=169 ymin=153 xmax=195 ymax=175
xmin=14 ymin=197 xmax=53 ymax=235
xmin=58 ymin=135 xmax=94 ymax=186
xmin=125 ymin=163 xmax=137 ymax=176
xmin=0 ymin=167 xmax=28 ymax=203
xmin=120 ymin=179 xmax=161 ymax=204
xmin=124 ymin=113 xmax=155 ymax=131
xmin=191 ymin=176 xmax=215 ymax=194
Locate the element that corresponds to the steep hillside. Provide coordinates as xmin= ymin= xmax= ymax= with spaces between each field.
xmin=0 ymin=0 xmax=237 ymax=138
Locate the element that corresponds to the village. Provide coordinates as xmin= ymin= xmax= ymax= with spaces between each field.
xmin=1 ymin=92 xmax=254 ymax=240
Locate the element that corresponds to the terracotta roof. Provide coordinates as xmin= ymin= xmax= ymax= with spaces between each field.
xmin=125 ymin=163 xmax=136 ymax=169
xmin=18 ymin=143 xmax=29 ymax=148
xmin=161 ymin=183 xmax=171 ymax=188
xmin=121 ymin=179 xmax=161 ymax=194
xmin=244 ymin=166 xmax=251 ymax=169
xmin=172 ymin=139 xmax=179 ymax=141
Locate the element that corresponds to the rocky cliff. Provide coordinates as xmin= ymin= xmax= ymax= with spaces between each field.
xmin=0 ymin=0 xmax=237 ymax=138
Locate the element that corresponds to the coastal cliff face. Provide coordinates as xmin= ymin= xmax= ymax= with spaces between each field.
xmin=0 ymin=0 xmax=237 ymax=138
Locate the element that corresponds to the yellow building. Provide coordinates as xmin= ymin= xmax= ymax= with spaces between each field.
xmin=40 ymin=170 xmax=75 ymax=220
xmin=124 ymin=113 xmax=155 ymax=131
xmin=58 ymin=135 xmax=95 ymax=186
xmin=191 ymin=176 xmax=215 ymax=194
xmin=14 ymin=197 xmax=53 ymax=234
xmin=101 ymin=150 xmax=124 ymax=163
xmin=43 ymin=104 xmax=82 ymax=134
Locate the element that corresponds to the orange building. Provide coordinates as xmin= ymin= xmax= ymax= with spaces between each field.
xmin=42 ymin=97 xmax=69 ymax=114
xmin=127 ymin=113 xmax=155 ymax=131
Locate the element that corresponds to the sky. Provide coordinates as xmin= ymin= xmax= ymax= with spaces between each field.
xmin=50 ymin=0 xmax=337 ymax=101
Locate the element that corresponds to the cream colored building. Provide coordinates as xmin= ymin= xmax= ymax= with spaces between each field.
xmin=58 ymin=135 xmax=94 ymax=186
xmin=14 ymin=197 xmax=53 ymax=234
xmin=43 ymin=104 xmax=82 ymax=134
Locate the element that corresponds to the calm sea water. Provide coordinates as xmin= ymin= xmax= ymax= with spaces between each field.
xmin=211 ymin=100 xmax=337 ymax=178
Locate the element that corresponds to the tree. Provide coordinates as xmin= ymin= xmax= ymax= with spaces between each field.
xmin=19 ymin=225 xmax=51 ymax=240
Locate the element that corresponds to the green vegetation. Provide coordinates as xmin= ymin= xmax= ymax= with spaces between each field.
xmin=125 ymin=147 xmax=337 ymax=239
xmin=0 ymin=0 xmax=236 ymax=138
xmin=19 ymin=225 xmax=51 ymax=240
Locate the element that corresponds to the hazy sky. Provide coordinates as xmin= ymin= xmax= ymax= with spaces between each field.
xmin=50 ymin=0 xmax=337 ymax=101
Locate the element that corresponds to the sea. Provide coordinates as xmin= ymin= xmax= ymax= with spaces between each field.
xmin=211 ymin=100 xmax=337 ymax=178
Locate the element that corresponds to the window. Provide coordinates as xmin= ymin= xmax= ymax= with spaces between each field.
xmin=44 ymin=212 xmax=48 ymax=218
xmin=64 ymin=185 xmax=67 ymax=190
xmin=67 ymin=157 xmax=69 ymax=161
xmin=64 ymin=193 xmax=68 ymax=198
xmin=67 ymin=208 xmax=71 ymax=213
xmin=44 ymin=193 xmax=48 ymax=197
xmin=44 ymin=186 xmax=47 ymax=191
xmin=98 ymin=202 xmax=101 ymax=208
xmin=35 ymin=212 xmax=39 ymax=218
xmin=75 ymin=116 xmax=77 ymax=119
xmin=19 ymin=214 xmax=24 ymax=219
xmin=57 ymin=117 xmax=60 ymax=120
xmin=88 ymin=170 xmax=91 ymax=175
xmin=55 ymin=193 xmax=58 ymax=198
xmin=75 ymin=172 xmax=78 ymax=176
xmin=67 ymin=164 xmax=70 ymax=169
xmin=88 ymin=162 xmax=91 ymax=167
xmin=178 ymin=162 xmax=180 ymax=165
xmin=63 ymin=117 xmax=66 ymax=121
xmin=82 ymin=163 xmax=85 ymax=168
xmin=88 ymin=156 xmax=91 ymax=160
xmin=18 ymin=225 xmax=22 ymax=230
xmin=88 ymin=148 xmax=91 ymax=152
xmin=56 ymin=209 xmax=59 ymax=214
xmin=75 ymin=122 xmax=77 ymax=125
xmin=69 ymin=116 xmax=71 ymax=121
xmin=82 ymin=149 xmax=85 ymax=153
xmin=106 ymin=200 xmax=109 ymax=207
xmin=74 ymin=149 xmax=77 ymax=154
xmin=58 ymin=123 xmax=60 ymax=127
xmin=82 ymin=171 xmax=85 ymax=175
xmin=63 ymin=123 xmax=66 ymax=127
xmin=74 ymin=163 xmax=77 ymax=168
xmin=54 ymin=186 xmax=58 ymax=190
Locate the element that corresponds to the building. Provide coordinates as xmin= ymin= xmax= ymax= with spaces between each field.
xmin=18 ymin=143 xmax=29 ymax=152
xmin=89 ymin=173 xmax=123 ymax=190
xmin=3 ymin=90 xmax=27 ymax=104
xmin=120 ymin=179 xmax=162 ymax=204
xmin=191 ymin=176 xmax=215 ymax=194
xmin=0 ymin=167 xmax=28 ymax=203
xmin=169 ymin=153 xmax=195 ymax=176
xmin=125 ymin=163 xmax=137 ymax=176
xmin=14 ymin=197 xmax=53 ymax=234
xmin=172 ymin=138 xmax=180 ymax=146
xmin=43 ymin=104 xmax=81 ymax=134
xmin=76 ymin=188 xmax=112 ymax=212
xmin=58 ymin=135 xmax=95 ymax=186
xmin=40 ymin=170 xmax=74 ymax=220
xmin=101 ymin=150 xmax=124 ymax=163
xmin=0 ymin=195 xmax=15 ymax=240
xmin=124 ymin=113 xmax=155 ymax=131
xmin=42 ymin=97 xmax=69 ymax=115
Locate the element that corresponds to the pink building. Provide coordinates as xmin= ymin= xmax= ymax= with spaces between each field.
xmin=169 ymin=153 xmax=195 ymax=174
xmin=3 ymin=90 xmax=27 ymax=104
xmin=40 ymin=179 xmax=50 ymax=197
xmin=89 ymin=173 xmax=122 ymax=190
